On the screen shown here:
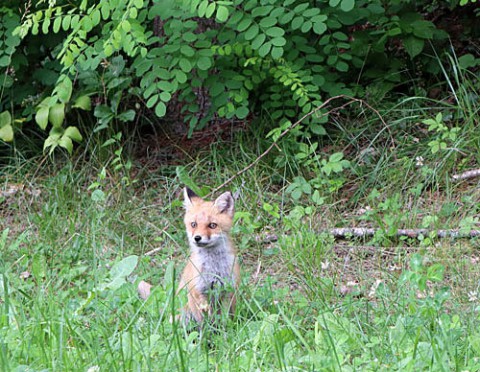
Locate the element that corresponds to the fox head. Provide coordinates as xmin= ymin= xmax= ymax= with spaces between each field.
xmin=183 ymin=187 xmax=234 ymax=248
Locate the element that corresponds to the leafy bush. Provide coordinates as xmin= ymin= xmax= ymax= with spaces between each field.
xmin=0 ymin=0 xmax=478 ymax=152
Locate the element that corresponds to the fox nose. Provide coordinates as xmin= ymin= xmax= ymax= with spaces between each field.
xmin=194 ymin=235 xmax=202 ymax=243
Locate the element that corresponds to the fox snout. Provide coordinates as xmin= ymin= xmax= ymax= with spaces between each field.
xmin=190 ymin=233 xmax=217 ymax=247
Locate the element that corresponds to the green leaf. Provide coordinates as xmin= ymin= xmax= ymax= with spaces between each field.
xmin=58 ymin=135 xmax=73 ymax=154
xmin=271 ymin=37 xmax=286 ymax=47
xmin=291 ymin=16 xmax=304 ymax=30
xmin=176 ymin=166 xmax=203 ymax=195
xmin=53 ymin=16 xmax=62 ymax=33
xmin=236 ymin=106 xmax=249 ymax=119
xmin=146 ymin=94 xmax=159 ymax=108
xmin=64 ymin=126 xmax=83 ymax=142
xmin=245 ymin=24 xmax=259 ymax=40
xmin=258 ymin=42 xmax=272 ymax=57
xmin=155 ymin=102 xmax=167 ymax=117
xmin=32 ymin=253 xmax=47 ymax=279
xmin=179 ymin=58 xmax=193 ymax=72
xmin=0 ymin=111 xmax=12 ymax=128
xmin=206 ymin=2 xmax=216 ymax=18
xmin=403 ymin=36 xmax=424 ymax=58
xmin=271 ymin=46 xmax=284 ymax=59
xmin=237 ymin=17 xmax=252 ymax=32
xmin=36 ymin=106 xmax=50 ymax=130
xmin=329 ymin=0 xmax=341 ymax=6
xmin=216 ymin=5 xmax=229 ymax=22
xmin=251 ymin=33 xmax=266 ymax=50
xmin=72 ymin=95 xmax=91 ymax=111
xmin=0 ymin=124 xmax=13 ymax=142
xmin=107 ymin=255 xmax=139 ymax=290
xmin=48 ymin=103 xmax=65 ymax=128
xmin=55 ymin=76 xmax=73 ymax=103
xmin=265 ymin=27 xmax=285 ymax=37
xmin=313 ymin=21 xmax=327 ymax=35
xmin=340 ymin=0 xmax=355 ymax=12
xmin=197 ymin=56 xmax=212 ymax=70
xmin=259 ymin=16 xmax=277 ymax=28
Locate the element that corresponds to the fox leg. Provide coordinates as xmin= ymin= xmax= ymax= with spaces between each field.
xmin=185 ymin=289 xmax=209 ymax=324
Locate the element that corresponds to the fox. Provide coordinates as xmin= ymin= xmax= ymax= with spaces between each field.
xmin=177 ymin=187 xmax=240 ymax=325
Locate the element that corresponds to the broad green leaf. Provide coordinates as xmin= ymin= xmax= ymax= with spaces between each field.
xmin=216 ymin=5 xmax=229 ymax=22
xmin=340 ymin=0 xmax=355 ymax=12
xmin=236 ymin=106 xmax=249 ymax=119
xmin=0 ymin=124 xmax=13 ymax=142
xmin=56 ymin=76 xmax=73 ymax=103
xmin=179 ymin=58 xmax=193 ymax=72
xmin=197 ymin=56 xmax=212 ymax=70
xmin=0 ymin=111 xmax=12 ymax=127
xmin=329 ymin=0 xmax=341 ymax=6
xmin=64 ymin=126 xmax=83 ymax=142
xmin=107 ymin=255 xmax=139 ymax=290
xmin=403 ymin=36 xmax=424 ymax=58
xmin=58 ymin=135 xmax=73 ymax=154
xmin=48 ymin=103 xmax=65 ymax=128
xmin=73 ymin=95 xmax=91 ymax=110
xmin=36 ymin=106 xmax=50 ymax=130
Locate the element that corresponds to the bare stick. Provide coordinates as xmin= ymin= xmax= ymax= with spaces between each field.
xmin=452 ymin=168 xmax=480 ymax=181
xmin=208 ymin=94 xmax=391 ymax=196
xmin=256 ymin=228 xmax=480 ymax=243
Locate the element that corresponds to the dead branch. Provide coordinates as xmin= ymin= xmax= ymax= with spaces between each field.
xmin=256 ymin=228 xmax=480 ymax=243
xmin=452 ymin=168 xmax=480 ymax=181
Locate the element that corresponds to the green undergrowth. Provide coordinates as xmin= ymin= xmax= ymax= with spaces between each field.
xmin=1 ymin=90 xmax=480 ymax=370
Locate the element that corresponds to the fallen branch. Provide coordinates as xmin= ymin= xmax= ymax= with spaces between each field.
xmin=452 ymin=168 xmax=480 ymax=181
xmin=257 ymin=228 xmax=480 ymax=243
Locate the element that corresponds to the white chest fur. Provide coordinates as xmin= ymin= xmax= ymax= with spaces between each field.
xmin=190 ymin=239 xmax=236 ymax=294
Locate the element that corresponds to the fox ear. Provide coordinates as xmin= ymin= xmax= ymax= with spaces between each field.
xmin=214 ymin=191 xmax=234 ymax=216
xmin=183 ymin=187 xmax=199 ymax=208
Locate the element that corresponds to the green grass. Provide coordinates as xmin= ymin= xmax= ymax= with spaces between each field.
xmin=1 ymin=72 xmax=480 ymax=370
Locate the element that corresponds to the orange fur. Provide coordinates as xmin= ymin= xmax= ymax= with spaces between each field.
xmin=178 ymin=187 xmax=240 ymax=324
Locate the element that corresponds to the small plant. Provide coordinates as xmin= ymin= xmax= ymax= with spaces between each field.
xmin=422 ymin=112 xmax=460 ymax=154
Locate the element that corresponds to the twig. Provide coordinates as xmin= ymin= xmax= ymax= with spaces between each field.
xmin=208 ymin=95 xmax=392 ymax=196
xmin=452 ymin=168 xmax=480 ymax=181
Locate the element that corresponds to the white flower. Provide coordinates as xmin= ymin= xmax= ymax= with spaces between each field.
xmin=415 ymin=156 xmax=424 ymax=167
xmin=468 ymin=291 xmax=478 ymax=302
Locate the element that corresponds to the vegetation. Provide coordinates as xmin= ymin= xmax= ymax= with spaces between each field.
xmin=1 ymin=0 xmax=480 ymax=370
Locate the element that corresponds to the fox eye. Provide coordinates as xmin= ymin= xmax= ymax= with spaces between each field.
xmin=191 ymin=222 xmax=197 ymax=228
xmin=208 ymin=223 xmax=217 ymax=229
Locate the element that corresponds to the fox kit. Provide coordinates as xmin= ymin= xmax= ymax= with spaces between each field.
xmin=178 ymin=187 xmax=240 ymax=324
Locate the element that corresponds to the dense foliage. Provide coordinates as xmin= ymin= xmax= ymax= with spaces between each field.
xmin=0 ymin=0 xmax=479 ymax=153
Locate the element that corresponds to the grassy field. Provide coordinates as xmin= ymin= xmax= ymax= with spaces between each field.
xmin=1 ymin=93 xmax=480 ymax=371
